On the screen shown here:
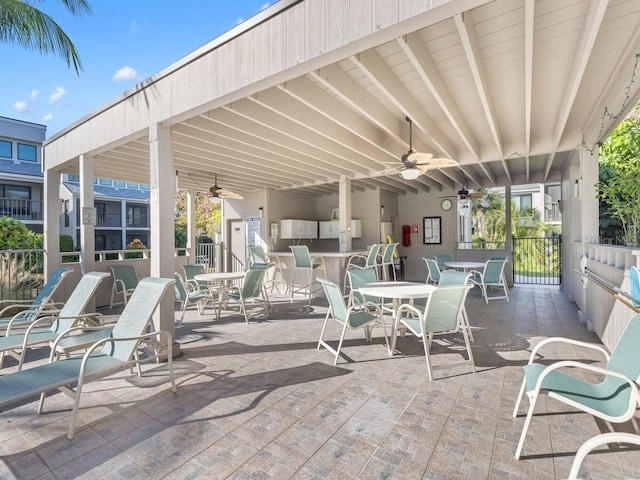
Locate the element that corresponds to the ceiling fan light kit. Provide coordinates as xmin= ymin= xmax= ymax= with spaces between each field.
xmin=400 ymin=167 xmax=422 ymax=180
xmin=388 ymin=116 xmax=457 ymax=180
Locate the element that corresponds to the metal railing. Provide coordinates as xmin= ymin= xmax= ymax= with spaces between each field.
xmin=512 ymin=235 xmax=562 ymax=285
xmin=96 ymin=212 xmax=122 ymax=227
xmin=0 ymin=198 xmax=43 ymax=222
xmin=0 ymin=249 xmax=46 ymax=301
xmin=126 ymin=214 xmax=149 ymax=228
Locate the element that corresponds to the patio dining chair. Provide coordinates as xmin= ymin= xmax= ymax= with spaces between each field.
xmin=290 ymin=245 xmax=326 ymax=305
xmin=424 ymin=258 xmax=442 ymax=285
xmin=512 ymin=313 xmax=640 ymax=460
xmin=317 ymin=277 xmax=388 ymax=365
xmin=0 ymin=267 xmax=70 ymax=332
xmin=347 ymin=267 xmax=393 ymax=316
xmin=0 ymin=276 xmax=176 ymax=440
xmin=174 ymin=272 xmax=211 ymax=328
xmin=434 ymin=254 xmax=453 ymax=271
xmin=110 ymin=265 xmax=139 ymax=309
xmin=438 ymin=269 xmax=474 ymax=341
xmin=0 ymin=271 xmax=110 ymax=372
xmin=568 ymin=432 xmax=640 ymax=479
xmin=395 ymin=284 xmax=474 ymax=381
xmin=223 ymin=267 xmax=270 ymax=323
xmin=469 ymin=258 xmax=509 ymax=303
xmin=248 ymin=246 xmax=286 ymax=294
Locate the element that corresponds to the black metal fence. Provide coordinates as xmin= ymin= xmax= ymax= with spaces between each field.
xmin=512 ymin=235 xmax=562 ymax=285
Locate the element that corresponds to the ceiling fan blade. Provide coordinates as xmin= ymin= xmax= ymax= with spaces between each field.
xmin=424 ymin=157 xmax=458 ymax=169
xmin=404 ymin=151 xmax=433 ymax=164
xmin=417 ymin=164 xmax=431 ymax=174
xmin=217 ymin=189 xmax=244 ymax=200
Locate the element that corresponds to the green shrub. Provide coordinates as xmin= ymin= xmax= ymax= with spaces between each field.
xmin=0 ymin=217 xmax=37 ymax=250
xmin=60 ymin=234 xmax=74 ymax=252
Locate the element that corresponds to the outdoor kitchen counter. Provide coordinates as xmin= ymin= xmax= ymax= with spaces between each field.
xmin=271 ymin=250 xmax=368 ymax=289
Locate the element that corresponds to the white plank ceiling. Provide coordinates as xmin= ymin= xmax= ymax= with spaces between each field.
xmin=55 ymin=0 xmax=640 ymax=198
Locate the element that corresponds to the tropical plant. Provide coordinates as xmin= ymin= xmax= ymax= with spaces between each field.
xmin=596 ymin=105 xmax=640 ymax=246
xmin=0 ymin=0 xmax=92 ymax=74
xmin=174 ymin=191 xmax=222 ymax=240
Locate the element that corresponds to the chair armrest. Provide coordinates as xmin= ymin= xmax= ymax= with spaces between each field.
xmin=532 ymin=360 xmax=640 ymax=419
xmin=527 ymin=337 xmax=610 ymax=364
xmin=396 ymin=303 xmax=422 ymax=318
xmin=76 ymin=329 xmax=175 ymax=373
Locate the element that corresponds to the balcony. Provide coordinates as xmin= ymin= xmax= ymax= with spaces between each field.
xmin=126 ymin=214 xmax=149 ymax=228
xmin=0 ymin=198 xmax=43 ymax=222
xmin=95 ymin=212 xmax=122 ymax=228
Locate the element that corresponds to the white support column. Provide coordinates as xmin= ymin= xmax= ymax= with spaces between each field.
xmin=186 ymin=190 xmax=196 ymax=261
xmin=44 ymin=168 xmax=61 ymax=278
xmin=580 ymin=146 xmax=599 ymax=242
xmin=504 ymin=184 xmax=513 ymax=284
xmin=121 ymin=199 xmax=127 ymax=249
xmin=79 ymin=155 xmax=95 ymax=275
xmin=149 ymin=123 xmax=179 ymax=355
xmin=339 ymin=177 xmax=352 ymax=253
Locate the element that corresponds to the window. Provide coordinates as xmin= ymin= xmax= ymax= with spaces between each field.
xmin=0 ymin=140 xmax=11 ymax=158
xmin=67 ymin=174 xmax=80 ymax=182
xmin=114 ymin=180 xmax=125 ymax=187
xmin=139 ymin=184 xmax=150 ymax=191
xmin=513 ymin=194 xmax=532 ymax=211
xmin=17 ymin=143 xmax=37 ymax=162
xmin=0 ymin=184 xmax=31 ymax=217
xmin=127 ymin=182 xmax=138 ymax=189
xmin=99 ymin=178 xmax=111 ymax=186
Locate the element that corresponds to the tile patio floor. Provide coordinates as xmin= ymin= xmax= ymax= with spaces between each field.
xmin=0 ymin=284 xmax=639 ymax=479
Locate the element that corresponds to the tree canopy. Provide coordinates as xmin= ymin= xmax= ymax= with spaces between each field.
xmin=0 ymin=0 xmax=91 ymax=74
xmin=597 ymin=104 xmax=640 ymax=246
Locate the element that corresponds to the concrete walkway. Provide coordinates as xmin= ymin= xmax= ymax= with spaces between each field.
xmin=0 ymin=284 xmax=638 ymax=479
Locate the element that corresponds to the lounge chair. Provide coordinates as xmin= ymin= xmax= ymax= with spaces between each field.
xmin=0 ymin=271 xmax=110 ymax=371
xmin=0 ymin=267 xmax=70 ymax=331
xmin=0 ymin=276 xmax=176 ymax=440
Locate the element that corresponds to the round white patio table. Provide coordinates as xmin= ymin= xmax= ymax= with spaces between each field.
xmin=444 ymin=261 xmax=485 ymax=271
xmin=194 ymin=272 xmax=245 ymax=319
xmin=356 ymin=281 xmax=436 ymax=355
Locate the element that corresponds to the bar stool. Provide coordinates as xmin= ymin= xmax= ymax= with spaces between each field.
xmin=343 ymin=244 xmax=382 ymax=295
xmin=290 ymin=245 xmax=326 ymax=305
xmin=378 ymin=242 xmax=399 ymax=281
xmin=248 ymin=246 xmax=287 ymax=294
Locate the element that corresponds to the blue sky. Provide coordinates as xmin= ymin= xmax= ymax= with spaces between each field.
xmin=1 ymin=1 xmax=274 ymax=138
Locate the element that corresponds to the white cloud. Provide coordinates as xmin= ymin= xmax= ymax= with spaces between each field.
xmin=43 ymin=114 xmax=53 ymax=121
xmin=129 ymin=18 xmax=147 ymax=35
xmin=13 ymin=101 xmax=28 ymax=112
xmin=261 ymin=2 xmax=271 ymax=10
xmin=30 ymin=90 xmax=39 ymax=101
xmin=113 ymin=66 xmax=138 ymax=82
xmin=48 ymin=86 xmax=67 ymax=104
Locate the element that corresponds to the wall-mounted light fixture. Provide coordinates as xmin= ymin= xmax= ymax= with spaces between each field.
xmin=258 ymin=206 xmax=263 ymax=218
xmin=574 ymin=179 xmax=580 ymax=199
xmin=381 ymin=205 xmax=385 ymax=216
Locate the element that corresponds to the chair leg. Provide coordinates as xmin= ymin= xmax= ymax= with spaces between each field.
xmin=512 ymin=377 xmax=527 ymax=417
xmin=461 ymin=307 xmax=474 ymax=342
xmin=333 ymin=322 xmax=349 ymax=364
xmin=461 ymin=328 xmax=475 ymax=373
xmin=421 ymin=333 xmax=434 ymax=381
xmin=317 ymin=309 xmax=332 ymax=350
xmin=515 ymin=393 xmax=538 ymax=459
xmin=290 ymin=269 xmax=296 ymax=303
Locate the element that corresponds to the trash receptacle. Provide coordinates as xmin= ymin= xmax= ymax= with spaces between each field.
xmin=394 ymin=256 xmax=407 ymax=281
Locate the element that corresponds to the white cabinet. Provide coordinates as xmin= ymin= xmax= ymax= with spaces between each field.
xmin=319 ymin=220 xmax=362 ymax=239
xmin=351 ymin=219 xmax=362 ymax=238
xmin=280 ymin=219 xmax=318 ymax=239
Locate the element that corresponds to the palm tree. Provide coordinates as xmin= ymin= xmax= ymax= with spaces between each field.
xmin=0 ymin=0 xmax=92 ymax=74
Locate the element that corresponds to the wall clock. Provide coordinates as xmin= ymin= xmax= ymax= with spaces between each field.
xmin=441 ymin=199 xmax=453 ymax=211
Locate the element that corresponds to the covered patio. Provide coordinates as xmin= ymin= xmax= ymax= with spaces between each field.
xmin=29 ymin=0 xmax=640 ymax=476
xmin=0 ymin=286 xmax=638 ymax=479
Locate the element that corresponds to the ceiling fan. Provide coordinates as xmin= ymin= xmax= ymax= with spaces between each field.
xmin=384 ymin=117 xmax=458 ymax=180
xmin=209 ymin=173 xmax=243 ymax=204
xmin=440 ymin=186 xmax=487 ymax=203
